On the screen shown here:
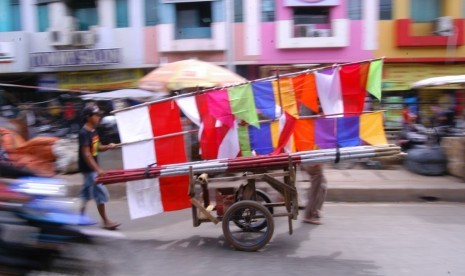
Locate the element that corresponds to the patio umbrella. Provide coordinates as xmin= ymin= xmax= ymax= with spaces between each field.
xmin=80 ymin=89 xmax=168 ymax=102
xmin=138 ymin=59 xmax=246 ymax=92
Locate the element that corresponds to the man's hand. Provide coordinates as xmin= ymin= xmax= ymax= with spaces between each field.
xmin=107 ymin=143 xmax=116 ymax=149
xmin=97 ymin=168 xmax=106 ymax=177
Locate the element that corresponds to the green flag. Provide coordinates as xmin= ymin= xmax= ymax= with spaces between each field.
xmin=366 ymin=59 xmax=383 ymax=101
xmin=228 ymin=84 xmax=259 ymax=128
xmin=238 ymin=125 xmax=252 ymax=157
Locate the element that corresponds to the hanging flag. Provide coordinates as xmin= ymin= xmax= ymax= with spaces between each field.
xmin=272 ymin=78 xmax=299 ymax=118
xmin=114 ymin=101 xmax=190 ymax=218
xmin=251 ymin=81 xmax=277 ymax=119
xmin=292 ymin=73 xmax=319 ymax=113
xmin=238 ymin=124 xmax=252 ymax=156
xmin=249 ymin=122 xmax=274 ymax=155
xmin=149 ymin=101 xmax=190 ymax=212
xmin=366 ymin=59 xmax=383 ymax=101
xmin=176 ymin=96 xmax=201 ymax=126
xmin=217 ymin=121 xmax=240 ymax=159
xmin=315 ymin=68 xmax=344 ymax=116
xmin=228 ymin=84 xmax=259 ymax=128
xmin=206 ymin=88 xmax=235 ymax=128
xmin=272 ymin=112 xmax=297 ymax=154
xmin=315 ymin=118 xmax=337 ymax=149
xmin=337 ymin=116 xmax=361 ymax=147
xmin=340 ymin=63 xmax=369 ymax=114
xmin=360 ymin=111 xmax=388 ymax=145
xmin=293 ymin=118 xmax=315 ymax=151
xmin=196 ymin=94 xmax=232 ymax=160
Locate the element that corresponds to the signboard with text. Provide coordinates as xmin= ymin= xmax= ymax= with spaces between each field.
xmin=38 ymin=69 xmax=144 ymax=91
xmin=30 ymin=48 xmax=120 ymax=68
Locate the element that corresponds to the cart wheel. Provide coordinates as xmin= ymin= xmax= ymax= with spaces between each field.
xmin=233 ymin=189 xmax=273 ymax=231
xmin=222 ymin=200 xmax=274 ymax=251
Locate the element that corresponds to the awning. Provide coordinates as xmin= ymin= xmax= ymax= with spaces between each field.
xmin=79 ymin=89 xmax=168 ymax=102
xmin=410 ymin=75 xmax=465 ymax=89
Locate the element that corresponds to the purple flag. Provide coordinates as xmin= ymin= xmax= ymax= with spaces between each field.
xmin=315 ymin=118 xmax=337 ymax=149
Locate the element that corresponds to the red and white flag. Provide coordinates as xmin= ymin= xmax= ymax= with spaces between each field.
xmin=115 ymin=100 xmax=190 ymax=219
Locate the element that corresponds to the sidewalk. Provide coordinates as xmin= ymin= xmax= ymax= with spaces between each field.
xmin=58 ymin=164 xmax=465 ymax=203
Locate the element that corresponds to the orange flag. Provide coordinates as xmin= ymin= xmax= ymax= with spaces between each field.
xmin=292 ymin=73 xmax=319 ymax=113
xmin=293 ymin=118 xmax=315 ymax=151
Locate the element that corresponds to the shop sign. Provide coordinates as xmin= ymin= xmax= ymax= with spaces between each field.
xmin=38 ymin=69 xmax=144 ymax=91
xmin=30 ymin=48 xmax=120 ymax=68
xmin=0 ymin=42 xmax=14 ymax=63
xmin=383 ymin=63 xmax=465 ymax=91
xmin=284 ymin=0 xmax=340 ymax=6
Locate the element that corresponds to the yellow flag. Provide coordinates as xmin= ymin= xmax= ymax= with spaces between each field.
xmin=360 ymin=111 xmax=388 ymax=145
xmin=272 ymin=78 xmax=299 ymax=118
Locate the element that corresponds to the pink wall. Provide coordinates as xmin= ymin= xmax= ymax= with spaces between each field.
xmin=258 ymin=21 xmax=373 ymax=64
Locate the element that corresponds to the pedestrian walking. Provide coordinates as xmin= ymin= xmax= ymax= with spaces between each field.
xmin=78 ymin=105 xmax=120 ymax=230
xmin=301 ymin=164 xmax=327 ymax=225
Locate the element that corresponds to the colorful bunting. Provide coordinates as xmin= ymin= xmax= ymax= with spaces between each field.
xmin=251 ymin=81 xmax=277 ymax=119
xmin=206 ymin=88 xmax=235 ymax=128
xmin=272 ymin=78 xmax=299 ymax=118
xmin=315 ymin=68 xmax=344 ymax=116
xmin=315 ymin=118 xmax=337 ymax=149
xmin=238 ymin=124 xmax=252 ymax=157
xmin=292 ymin=73 xmax=319 ymax=113
xmin=360 ymin=111 xmax=388 ymax=145
xmin=228 ymin=84 xmax=259 ymax=128
xmin=336 ymin=116 xmax=361 ymax=147
xmin=340 ymin=63 xmax=369 ymax=114
xmin=366 ymin=59 xmax=383 ymax=100
xmin=249 ymin=122 xmax=274 ymax=155
xmin=293 ymin=118 xmax=315 ymax=151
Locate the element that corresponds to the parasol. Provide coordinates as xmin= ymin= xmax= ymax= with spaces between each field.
xmin=138 ymin=59 xmax=246 ymax=92
xmin=410 ymin=75 xmax=465 ymax=89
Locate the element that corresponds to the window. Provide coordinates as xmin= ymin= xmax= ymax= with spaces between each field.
xmin=145 ymin=0 xmax=159 ymax=26
xmin=294 ymin=7 xmax=330 ymax=24
xmin=261 ymin=0 xmax=275 ymax=22
xmin=411 ymin=0 xmax=440 ymax=22
xmin=348 ymin=0 xmax=362 ymax=20
xmin=116 ymin=0 xmax=129 ymax=27
xmin=380 ymin=0 xmax=392 ymax=20
xmin=11 ymin=0 xmax=21 ymax=31
xmin=68 ymin=0 xmax=98 ymax=30
xmin=175 ymin=2 xmax=212 ymax=39
xmin=0 ymin=0 xmax=21 ymax=32
xmin=37 ymin=4 xmax=49 ymax=32
xmin=234 ymin=0 xmax=243 ymax=22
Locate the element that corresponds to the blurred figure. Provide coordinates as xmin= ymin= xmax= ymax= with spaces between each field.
xmin=78 ymin=105 xmax=120 ymax=230
xmin=301 ymin=164 xmax=327 ymax=225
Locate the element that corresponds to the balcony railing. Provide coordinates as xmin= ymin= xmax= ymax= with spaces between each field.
xmin=175 ymin=26 xmax=212 ymax=39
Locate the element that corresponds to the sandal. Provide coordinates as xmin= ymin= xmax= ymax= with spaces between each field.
xmin=303 ymin=218 xmax=322 ymax=225
xmin=102 ymin=222 xmax=121 ymax=230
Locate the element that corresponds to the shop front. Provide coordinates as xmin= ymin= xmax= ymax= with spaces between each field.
xmin=381 ymin=63 xmax=465 ymax=128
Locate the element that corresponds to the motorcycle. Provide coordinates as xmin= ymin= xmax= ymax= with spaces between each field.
xmin=0 ymin=163 xmax=106 ymax=274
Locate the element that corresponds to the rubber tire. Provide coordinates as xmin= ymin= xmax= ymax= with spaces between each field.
xmin=232 ymin=189 xmax=273 ymax=231
xmin=222 ymin=200 xmax=274 ymax=252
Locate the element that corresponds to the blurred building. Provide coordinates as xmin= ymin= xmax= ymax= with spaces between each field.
xmin=0 ymin=0 xmax=464 ymax=128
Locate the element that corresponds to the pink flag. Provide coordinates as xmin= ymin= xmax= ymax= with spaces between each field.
xmin=206 ymin=88 xmax=235 ymax=128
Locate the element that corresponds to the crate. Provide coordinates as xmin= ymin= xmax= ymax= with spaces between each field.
xmin=215 ymin=187 xmax=235 ymax=216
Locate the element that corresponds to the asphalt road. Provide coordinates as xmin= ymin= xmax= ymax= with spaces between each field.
xmin=48 ymin=201 xmax=465 ymax=276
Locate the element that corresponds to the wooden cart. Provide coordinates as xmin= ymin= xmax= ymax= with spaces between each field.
xmin=188 ymin=157 xmax=299 ymax=252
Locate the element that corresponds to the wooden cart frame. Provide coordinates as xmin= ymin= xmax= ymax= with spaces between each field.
xmin=188 ymin=157 xmax=299 ymax=251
